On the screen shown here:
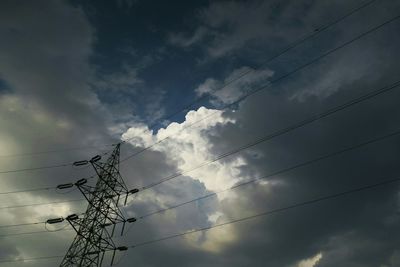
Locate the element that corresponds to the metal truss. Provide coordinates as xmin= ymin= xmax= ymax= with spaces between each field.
xmin=59 ymin=143 xmax=132 ymax=267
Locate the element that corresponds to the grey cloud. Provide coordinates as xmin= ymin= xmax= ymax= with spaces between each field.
xmin=1 ymin=0 xmax=400 ymax=266
xmin=194 ymin=66 xmax=274 ymax=107
xmin=0 ymin=0 xmax=116 ymax=148
xmin=0 ymin=0 xmax=119 ymax=264
xmin=168 ymin=27 xmax=210 ymax=48
xmin=168 ymin=0 xmax=399 ymax=62
xmin=167 ymin=0 xmax=335 ymax=58
xmin=201 ymin=62 xmax=400 ymax=267
xmin=117 ymin=17 xmax=400 ymax=266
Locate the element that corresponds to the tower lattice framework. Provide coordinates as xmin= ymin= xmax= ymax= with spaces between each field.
xmin=60 ymin=144 xmax=130 ymax=267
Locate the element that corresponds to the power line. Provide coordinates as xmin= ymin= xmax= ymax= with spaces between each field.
xmin=0 ymin=214 xmax=85 ymax=230
xmin=0 ymin=199 xmax=85 ymax=210
xmin=121 ymin=0 xmax=377 ymax=143
xmin=0 ymin=229 xmax=73 ymax=238
xmin=0 ymin=162 xmax=72 ymax=175
xmin=4 ymin=175 xmax=399 ymax=263
xmin=1 ymin=77 xmax=397 ymax=210
xmin=0 ymin=131 xmax=396 ymax=252
xmin=0 ymin=3 xmax=391 ymax=175
xmin=0 ymin=1 xmax=374 ymax=163
xmin=0 ymin=0 xmax=376 ymax=164
xmin=0 ymin=1 xmax=390 ymax=266
xmin=130 ymin=176 xmax=400 ymax=248
xmin=0 ymin=187 xmax=54 ymax=195
xmin=120 ymin=13 xmax=400 ymax=164
xmin=0 ymin=175 xmax=95 ymax=196
xmin=3 ymin=126 xmax=399 ymax=229
xmin=0 ymin=3 xmax=396 ymax=260
xmin=0 ymin=144 xmax=113 ymax=159
xmin=0 ymin=221 xmax=46 ymax=229
xmin=134 ymin=79 xmax=400 ymax=191
xmin=0 ymin=255 xmax=64 ymax=264
xmin=1 ymin=77 xmax=398 ymax=221
xmin=0 ymin=156 xmax=107 ymax=175
xmin=138 ymin=128 xmax=400 ymax=219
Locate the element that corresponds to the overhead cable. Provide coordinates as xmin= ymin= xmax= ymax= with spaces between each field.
xmin=0 ymin=144 xmax=112 ymax=159
xmin=0 ymin=3 xmax=391 ymax=174
xmin=121 ymin=0 xmax=377 ymax=144
xmin=0 ymin=229 xmax=73 ymax=239
xmin=138 ymin=128 xmax=400 ymax=218
xmin=2 ymin=174 xmax=398 ymax=263
xmin=135 ymin=79 xmax=400 ymax=191
xmin=0 ymin=199 xmax=85 ymax=210
xmin=120 ymin=13 xmax=400 ymax=164
xmin=3 ymin=127 xmax=398 ymax=227
xmin=130 ymin=176 xmax=400 ymax=248
xmin=0 ymin=221 xmax=46 ymax=229
xmin=0 ymin=80 xmax=400 ymax=216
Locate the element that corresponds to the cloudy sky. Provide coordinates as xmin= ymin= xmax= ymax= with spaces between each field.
xmin=1 ymin=0 xmax=400 ymax=266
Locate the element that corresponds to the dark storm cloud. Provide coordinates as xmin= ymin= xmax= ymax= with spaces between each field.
xmin=116 ymin=1 xmax=400 ymax=266
xmin=1 ymin=0 xmax=400 ymax=266
xmin=0 ymin=0 xmax=119 ymax=152
xmin=190 ymin=6 xmax=400 ymax=265
xmin=168 ymin=0 xmax=359 ymax=59
xmin=0 ymin=0 xmax=118 ymax=264
xmin=205 ymin=86 xmax=400 ymax=267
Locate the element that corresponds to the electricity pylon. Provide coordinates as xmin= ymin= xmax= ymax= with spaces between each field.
xmin=49 ymin=143 xmax=136 ymax=267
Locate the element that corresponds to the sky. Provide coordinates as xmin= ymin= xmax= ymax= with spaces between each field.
xmin=0 ymin=0 xmax=400 ymax=266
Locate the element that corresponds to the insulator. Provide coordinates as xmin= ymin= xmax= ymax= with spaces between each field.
xmin=129 ymin=188 xmax=139 ymax=194
xmin=127 ymin=217 xmax=137 ymax=223
xmin=56 ymin=183 xmax=74 ymax=189
xmin=117 ymin=246 xmax=128 ymax=251
xmin=73 ymin=160 xmax=88 ymax=166
xmin=46 ymin=218 xmax=64 ymax=224
xmin=75 ymin=178 xmax=87 ymax=186
xmin=66 ymin=214 xmax=79 ymax=221
xmin=90 ymin=155 xmax=101 ymax=163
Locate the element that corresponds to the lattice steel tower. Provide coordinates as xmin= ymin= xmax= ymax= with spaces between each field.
xmin=53 ymin=143 xmax=136 ymax=266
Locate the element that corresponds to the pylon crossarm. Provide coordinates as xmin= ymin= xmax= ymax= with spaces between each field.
xmin=59 ymin=143 xmax=130 ymax=267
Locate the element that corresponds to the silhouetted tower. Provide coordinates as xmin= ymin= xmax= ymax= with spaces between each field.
xmin=58 ymin=144 xmax=132 ymax=266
